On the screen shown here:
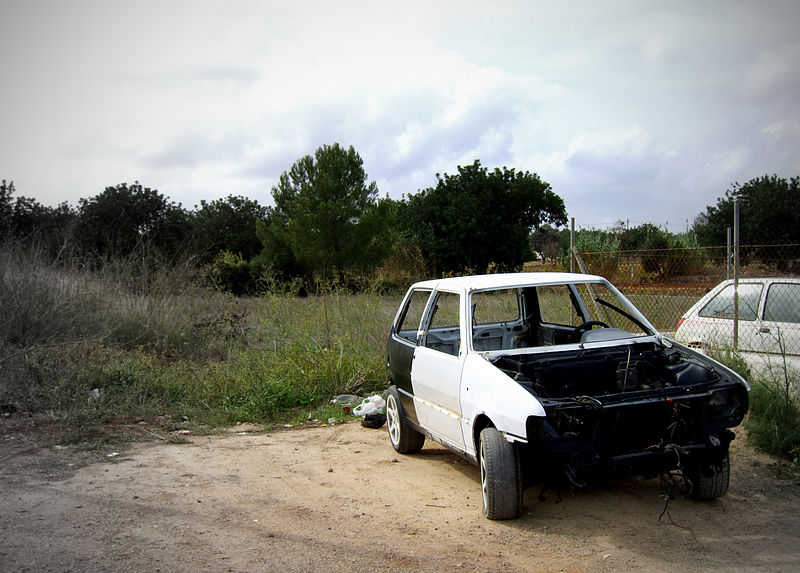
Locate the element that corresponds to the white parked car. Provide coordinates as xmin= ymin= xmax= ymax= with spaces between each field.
xmin=385 ymin=273 xmax=749 ymax=519
xmin=675 ymin=277 xmax=800 ymax=361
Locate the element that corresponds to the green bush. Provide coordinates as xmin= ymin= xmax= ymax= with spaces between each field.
xmin=207 ymin=250 xmax=256 ymax=295
xmin=745 ymin=368 xmax=800 ymax=463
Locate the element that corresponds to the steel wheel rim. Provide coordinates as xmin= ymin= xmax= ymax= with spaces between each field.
xmin=387 ymin=394 xmax=400 ymax=445
xmin=479 ymin=438 xmax=489 ymax=515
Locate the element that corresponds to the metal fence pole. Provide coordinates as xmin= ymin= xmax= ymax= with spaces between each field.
xmin=727 ymin=227 xmax=732 ymax=280
xmin=733 ymin=200 xmax=740 ymax=351
xmin=570 ymin=217 xmax=575 ymax=274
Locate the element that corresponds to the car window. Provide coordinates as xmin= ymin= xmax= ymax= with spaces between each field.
xmin=471 ymin=289 xmax=519 ymax=325
xmin=428 ymin=291 xmax=460 ymax=330
xmin=764 ymin=283 xmax=800 ymax=323
xmin=699 ymin=283 xmax=762 ymax=321
xmin=537 ymin=282 xmax=650 ymax=339
xmin=395 ymin=289 xmax=430 ymax=342
xmin=425 ymin=291 xmax=461 ymax=356
xmin=537 ymin=284 xmax=581 ymax=326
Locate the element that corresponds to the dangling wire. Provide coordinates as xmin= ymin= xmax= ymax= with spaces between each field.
xmin=657 ymin=445 xmax=698 ymax=542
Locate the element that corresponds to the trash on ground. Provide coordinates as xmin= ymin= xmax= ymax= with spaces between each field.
xmin=361 ymin=413 xmax=386 ymax=429
xmin=330 ymin=394 xmax=362 ymax=407
xmin=353 ymin=395 xmax=385 ymax=417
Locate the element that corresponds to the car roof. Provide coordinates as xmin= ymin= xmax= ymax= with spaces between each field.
xmin=409 ymin=272 xmax=607 ymax=293
xmin=711 ymin=277 xmax=800 ymax=286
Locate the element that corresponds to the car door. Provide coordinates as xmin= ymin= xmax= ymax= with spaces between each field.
xmin=750 ymin=281 xmax=800 ymax=356
xmin=690 ymin=281 xmax=764 ymax=351
xmin=411 ymin=289 xmax=466 ymax=449
xmin=387 ymin=288 xmax=433 ymax=420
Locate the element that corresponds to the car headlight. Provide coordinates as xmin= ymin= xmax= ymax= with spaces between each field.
xmin=707 ymin=389 xmax=743 ymax=422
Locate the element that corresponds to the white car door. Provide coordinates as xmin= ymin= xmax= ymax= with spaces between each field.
xmin=411 ymin=289 xmax=465 ymax=449
xmin=751 ymin=281 xmax=800 ymax=356
xmin=686 ymin=282 xmax=764 ymax=351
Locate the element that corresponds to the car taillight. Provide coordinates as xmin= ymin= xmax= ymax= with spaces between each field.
xmin=676 ymin=318 xmax=685 ymax=331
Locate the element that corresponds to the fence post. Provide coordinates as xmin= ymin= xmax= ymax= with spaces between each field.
xmin=726 ymin=227 xmax=732 ymax=280
xmin=570 ymin=217 xmax=575 ymax=274
xmin=733 ymin=200 xmax=740 ymax=351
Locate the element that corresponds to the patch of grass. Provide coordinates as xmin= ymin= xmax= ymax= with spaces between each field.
xmin=711 ymin=348 xmax=753 ymax=380
xmin=744 ymin=367 xmax=800 ymax=470
xmin=0 ymin=247 xmax=399 ymax=443
xmin=704 ymin=349 xmax=800 ymax=477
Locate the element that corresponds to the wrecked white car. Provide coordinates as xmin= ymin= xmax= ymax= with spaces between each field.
xmin=385 ymin=273 xmax=749 ymax=520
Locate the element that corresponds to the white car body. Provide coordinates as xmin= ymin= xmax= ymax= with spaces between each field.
xmin=675 ymin=277 xmax=800 ymax=371
xmin=385 ymin=272 xmax=749 ymax=519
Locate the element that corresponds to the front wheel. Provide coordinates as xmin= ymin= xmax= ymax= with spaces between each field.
xmin=479 ymin=427 xmax=523 ymax=520
xmin=689 ymin=452 xmax=730 ymax=500
xmin=386 ymin=386 xmax=425 ymax=454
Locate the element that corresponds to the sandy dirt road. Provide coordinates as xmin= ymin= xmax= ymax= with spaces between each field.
xmin=2 ymin=419 xmax=799 ymax=572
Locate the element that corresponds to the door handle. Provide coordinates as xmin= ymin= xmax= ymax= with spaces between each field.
xmin=759 ymin=327 xmax=771 ymax=334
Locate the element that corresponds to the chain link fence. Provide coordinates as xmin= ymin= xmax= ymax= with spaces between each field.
xmin=574 ymin=244 xmax=800 ymax=361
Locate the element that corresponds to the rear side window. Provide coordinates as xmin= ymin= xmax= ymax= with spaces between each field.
xmin=764 ymin=283 xmax=800 ymax=323
xmin=471 ymin=289 xmax=520 ymax=325
xmin=699 ymin=283 xmax=762 ymax=321
xmin=395 ymin=289 xmax=430 ymax=342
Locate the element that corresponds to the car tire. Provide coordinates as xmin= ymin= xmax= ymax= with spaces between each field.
xmin=689 ymin=451 xmax=730 ymax=500
xmin=479 ymin=426 xmax=523 ymax=520
xmin=386 ymin=386 xmax=425 ymax=454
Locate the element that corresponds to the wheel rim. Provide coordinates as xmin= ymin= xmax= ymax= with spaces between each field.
xmin=386 ymin=394 xmax=400 ymax=445
xmin=479 ymin=438 xmax=489 ymax=515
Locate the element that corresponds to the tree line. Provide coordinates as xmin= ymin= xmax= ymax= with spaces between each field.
xmin=2 ymin=144 xmax=798 ymax=293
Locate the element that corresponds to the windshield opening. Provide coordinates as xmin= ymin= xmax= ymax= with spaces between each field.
xmin=470 ymin=282 xmax=653 ymax=352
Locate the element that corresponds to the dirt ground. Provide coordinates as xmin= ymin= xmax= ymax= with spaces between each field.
xmin=2 ymin=417 xmax=799 ymax=573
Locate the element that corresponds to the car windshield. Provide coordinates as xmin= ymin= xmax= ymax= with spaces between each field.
xmin=470 ymin=281 xmax=653 ymax=352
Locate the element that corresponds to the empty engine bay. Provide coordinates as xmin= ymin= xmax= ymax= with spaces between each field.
xmin=491 ymin=342 xmax=718 ymax=399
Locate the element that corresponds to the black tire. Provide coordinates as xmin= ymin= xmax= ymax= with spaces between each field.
xmin=386 ymin=386 xmax=425 ymax=454
xmin=689 ymin=452 xmax=730 ymax=500
xmin=479 ymin=427 xmax=523 ymax=520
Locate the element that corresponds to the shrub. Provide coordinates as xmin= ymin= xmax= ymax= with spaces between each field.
xmin=207 ymin=250 xmax=256 ymax=295
xmin=746 ymin=370 xmax=800 ymax=462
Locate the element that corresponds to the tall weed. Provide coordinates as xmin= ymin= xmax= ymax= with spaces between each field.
xmin=1 ymin=245 xmax=402 ymax=440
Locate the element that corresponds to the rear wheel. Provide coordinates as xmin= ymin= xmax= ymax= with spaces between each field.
xmin=386 ymin=386 xmax=425 ymax=454
xmin=689 ymin=452 xmax=730 ymax=500
xmin=479 ymin=427 xmax=523 ymax=520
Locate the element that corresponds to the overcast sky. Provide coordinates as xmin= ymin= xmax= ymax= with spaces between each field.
xmin=2 ymin=0 xmax=799 ymax=232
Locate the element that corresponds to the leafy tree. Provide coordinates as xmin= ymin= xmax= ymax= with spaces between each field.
xmin=12 ymin=197 xmax=76 ymax=256
xmin=619 ymin=223 xmax=663 ymax=251
xmin=74 ymin=182 xmax=190 ymax=259
xmin=530 ymin=224 xmax=561 ymax=262
xmin=254 ymin=206 xmax=303 ymax=279
xmin=399 ymin=160 xmax=567 ymax=275
xmin=190 ymin=195 xmax=268 ymax=263
xmin=695 ymin=175 xmax=800 ymax=247
xmin=257 ymin=143 xmax=390 ymax=282
xmin=0 ymin=179 xmax=15 ymax=238
xmin=1 ymin=180 xmax=76 ymax=255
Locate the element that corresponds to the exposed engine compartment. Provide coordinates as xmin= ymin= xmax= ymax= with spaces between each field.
xmin=489 ymin=342 xmax=748 ymax=483
xmin=491 ymin=342 xmax=717 ymax=399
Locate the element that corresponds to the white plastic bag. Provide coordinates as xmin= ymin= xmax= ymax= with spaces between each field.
xmin=353 ymin=394 xmax=386 ymax=417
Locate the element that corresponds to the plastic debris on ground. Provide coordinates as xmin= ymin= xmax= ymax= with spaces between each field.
xmin=353 ymin=395 xmax=386 ymax=429
xmin=330 ymin=395 xmax=362 ymax=407
xmin=353 ymin=395 xmax=385 ymax=416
